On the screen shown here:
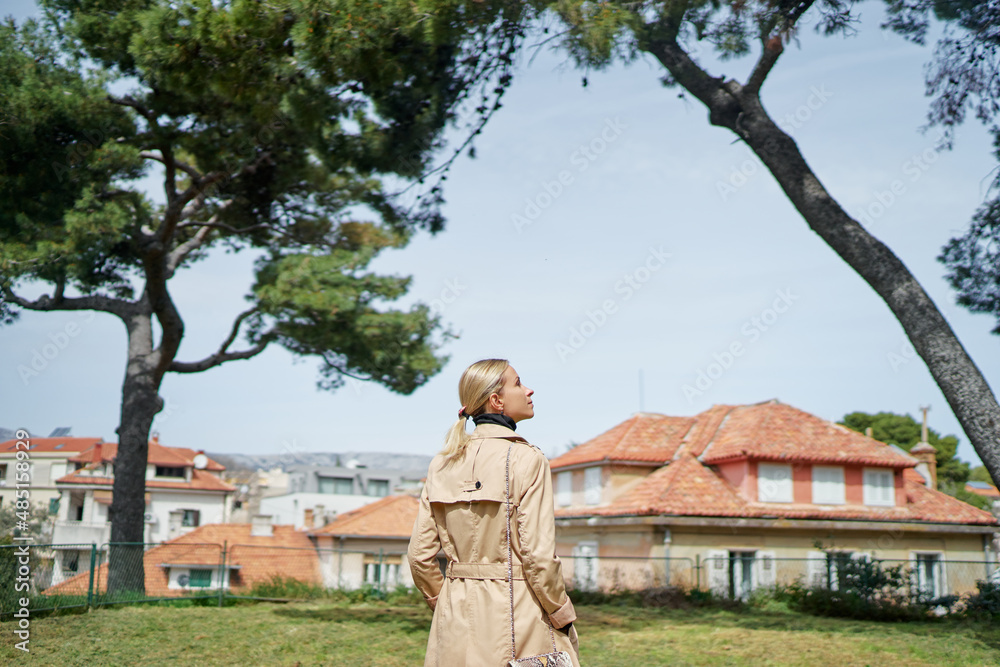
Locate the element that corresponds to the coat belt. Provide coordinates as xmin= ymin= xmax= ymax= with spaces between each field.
xmin=446 ymin=561 xmax=524 ymax=580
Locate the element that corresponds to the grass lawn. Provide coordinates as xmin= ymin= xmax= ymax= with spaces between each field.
xmin=2 ymin=600 xmax=999 ymax=666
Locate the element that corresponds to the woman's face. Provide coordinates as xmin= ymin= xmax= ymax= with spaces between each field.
xmin=495 ymin=365 xmax=534 ymax=422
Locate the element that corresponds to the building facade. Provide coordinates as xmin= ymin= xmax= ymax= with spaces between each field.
xmin=551 ymin=401 xmax=998 ymax=599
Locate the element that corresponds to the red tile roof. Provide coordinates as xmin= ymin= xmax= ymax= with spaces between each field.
xmin=310 ymin=494 xmax=418 ymax=539
xmin=68 ymin=441 xmax=225 ymax=471
xmin=56 ymin=468 xmax=234 ymax=492
xmin=966 ymin=482 xmax=1000 ymax=498
xmin=0 ymin=437 xmax=103 ymax=454
xmin=44 ymin=524 xmax=320 ymax=597
xmin=550 ymin=413 xmax=695 ymax=469
xmin=698 ymin=401 xmax=917 ymax=468
xmin=555 ymin=453 xmax=997 ymax=526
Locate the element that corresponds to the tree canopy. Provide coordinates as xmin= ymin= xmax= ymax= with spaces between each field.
xmin=519 ymin=0 xmax=1000 ymax=486
xmin=0 ymin=0 xmax=526 ymax=591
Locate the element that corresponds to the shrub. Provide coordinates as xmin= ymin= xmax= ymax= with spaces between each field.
xmin=782 ymin=559 xmax=933 ymax=622
xmin=958 ymin=580 xmax=1000 ymax=618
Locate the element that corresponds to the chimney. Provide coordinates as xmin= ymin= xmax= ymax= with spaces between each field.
xmin=304 ymin=508 xmax=314 ymax=527
xmin=314 ymin=504 xmax=326 ymax=529
xmin=92 ymin=443 xmax=103 ymax=463
xmin=251 ymin=514 xmax=274 ymax=537
xmin=865 ymin=427 xmax=873 ymax=438
xmin=910 ymin=442 xmax=937 ymax=490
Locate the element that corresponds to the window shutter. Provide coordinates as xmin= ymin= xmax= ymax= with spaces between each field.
xmin=584 ymin=467 xmax=602 ymax=506
xmin=706 ymin=550 xmax=729 ymax=596
xmin=755 ymin=551 xmax=776 ymax=588
xmin=757 ymin=463 xmax=793 ymax=502
xmin=556 ymin=471 xmax=572 ymax=507
xmin=807 ymin=551 xmax=827 ymax=588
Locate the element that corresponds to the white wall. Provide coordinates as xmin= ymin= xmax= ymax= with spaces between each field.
xmin=147 ymin=491 xmax=230 ymax=543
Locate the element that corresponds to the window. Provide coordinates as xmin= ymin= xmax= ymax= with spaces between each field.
xmin=188 ymin=569 xmax=213 ymax=588
xmin=63 ymin=551 xmax=79 ymax=574
xmin=863 ymin=469 xmax=895 ymax=506
xmin=757 ymin=463 xmax=793 ymax=503
xmin=367 ymin=479 xmax=390 ymax=497
xmin=318 ymin=476 xmax=354 ymax=494
xmin=812 ymin=466 xmax=845 ymax=505
xmin=181 ymin=509 xmax=200 ymax=527
xmin=556 ymin=471 xmax=572 ymax=508
xmin=156 ymin=466 xmax=185 ymax=478
xmin=48 ymin=497 xmax=60 ymax=515
xmin=0 ymin=463 xmax=7 ymax=485
xmin=914 ymin=553 xmax=943 ymax=598
xmin=584 ymin=467 xmax=601 ymax=506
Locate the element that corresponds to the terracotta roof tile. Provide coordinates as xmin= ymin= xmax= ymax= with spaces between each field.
xmin=67 ymin=441 xmax=225 ymax=471
xmin=699 ymin=401 xmax=916 ymax=468
xmin=550 ymin=413 xmax=695 ymax=469
xmin=55 ymin=468 xmax=234 ymax=492
xmin=965 ymin=481 xmax=1000 ymax=498
xmin=310 ymin=495 xmax=418 ymax=538
xmin=0 ymin=437 xmax=102 ymax=454
xmin=44 ymin=524 xmax=320 ymax=597
xmin=555 ymin=453 xmax=997 ymax=526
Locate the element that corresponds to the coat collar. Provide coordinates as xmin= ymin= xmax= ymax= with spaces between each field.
xmin=470 ymin=422 xmax=528 ymax=443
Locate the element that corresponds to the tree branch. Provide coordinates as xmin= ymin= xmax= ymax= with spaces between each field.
xmin=139 ymin=151 xmax=202 ymax=181
xmin=2 ymin=284 xmax=132 ymax=317
xmin=168 ymin=312 xmax=271 ymax=374
xmin=745 ymin=36 xmax=784 ymax=96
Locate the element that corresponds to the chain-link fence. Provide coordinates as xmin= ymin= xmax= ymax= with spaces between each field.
xmin=3 ymin=542 xmax=998 ymax=618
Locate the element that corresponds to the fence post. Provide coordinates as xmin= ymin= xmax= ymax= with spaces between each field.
xmin=218 ymin=541 xmax=227 ymax=607
xmin=695 ymin=554 xmax=701 ymax=590
xmin=378 ymin=548 xmax=384 ymax=596
xmin=86 ymin=543 xmax=97 ymax=609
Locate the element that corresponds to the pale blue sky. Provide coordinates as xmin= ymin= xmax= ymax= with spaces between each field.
xmin=3 ymin=2 xmax=998 ymax=465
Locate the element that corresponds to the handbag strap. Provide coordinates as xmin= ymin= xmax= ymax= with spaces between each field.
xmin=506 ymin=442 xmax=558 ymax=662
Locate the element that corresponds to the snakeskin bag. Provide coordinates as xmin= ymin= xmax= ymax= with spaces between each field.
xmin=504 ymin=443 xmax=575 ymax=667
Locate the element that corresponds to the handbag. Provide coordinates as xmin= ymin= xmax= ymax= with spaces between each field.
xmin=504 ymin=442 xmax=575 ymax=667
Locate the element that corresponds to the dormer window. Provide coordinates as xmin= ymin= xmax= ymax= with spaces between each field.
xmin=156 ymin=466 xmax=186 ymax=478
xmin=863 ymin=469 xmax=895 ymax=506
xmin=757 ymin=463 xmax=793 ymax=503
xmin=812 ymin=466 xmax=845 ymax=505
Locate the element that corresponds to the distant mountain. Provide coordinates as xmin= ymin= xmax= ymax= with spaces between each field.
xmin=0 ymin=428 xmax=15 ymax=442
xmin=208 ymin=450 xmax=433 ymax=472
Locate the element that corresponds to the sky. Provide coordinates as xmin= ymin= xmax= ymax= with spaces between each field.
xmin=3 ymin=2 xmax=999 ymax=467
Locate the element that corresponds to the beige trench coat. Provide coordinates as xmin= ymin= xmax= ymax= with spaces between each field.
xmin=408 ymin=423 xmax=580 ymax=667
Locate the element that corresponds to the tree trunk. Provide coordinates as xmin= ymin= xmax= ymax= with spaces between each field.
xmin=107 ymin=309 xmax=164 ymax=594
xmin=648 ymin=37 xmax=1000 ymax=484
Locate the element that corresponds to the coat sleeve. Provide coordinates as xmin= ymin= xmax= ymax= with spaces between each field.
xmin=516 ymin=450 xmax=577 ymax=629
xmin=407 ymin=484 xmax=444 ymax=610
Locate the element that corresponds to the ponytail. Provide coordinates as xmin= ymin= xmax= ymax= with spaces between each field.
xmin=440 ymin=358 xmax=509 ymax=461
xmin=441 ymin=417 xmax=472 ymax=460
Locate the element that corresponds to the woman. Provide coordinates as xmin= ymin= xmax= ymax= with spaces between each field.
xmin=408 ymin=359 xmax=581 ymax=667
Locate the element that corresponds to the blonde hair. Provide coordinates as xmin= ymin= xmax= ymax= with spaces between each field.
xmin=440 ymin=358 xmax=509 ymax=460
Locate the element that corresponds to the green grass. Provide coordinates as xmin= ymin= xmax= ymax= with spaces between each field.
xmin=2 ymin=600 xmax=999 ymax=666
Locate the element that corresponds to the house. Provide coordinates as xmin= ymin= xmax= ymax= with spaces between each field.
xmin=0 ymin=434 xmax=104 ymax=512
xmin=308 ymin=494 xmax=419 ymax=590
xmin=550 ymin=400 xmax=998 ymax=600
xmin=49 ymin=437 xmax=235 ymax=584
xmin=44 ymin=518 xmax=321 ymax=597
xmin=261 ymin=462 xmax=425 ymax=529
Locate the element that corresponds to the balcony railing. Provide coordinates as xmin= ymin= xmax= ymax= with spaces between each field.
xmin=51 ymin=521 xmax=111 ymax=547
